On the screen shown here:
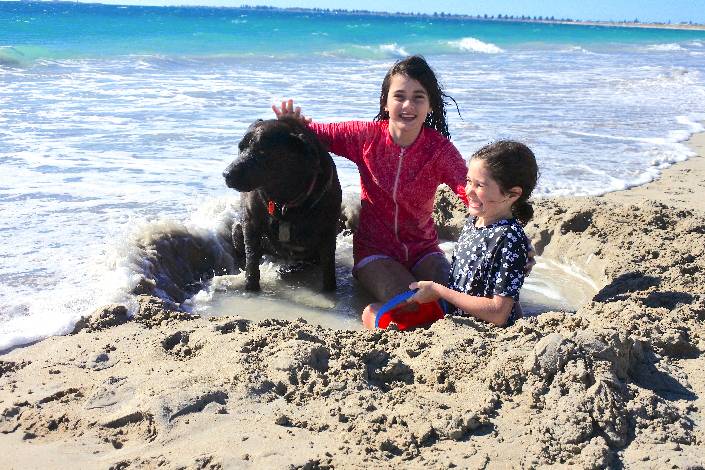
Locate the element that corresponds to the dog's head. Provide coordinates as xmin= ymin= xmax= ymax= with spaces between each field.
xmin=223 ymin=118 xmax=324 ymax=200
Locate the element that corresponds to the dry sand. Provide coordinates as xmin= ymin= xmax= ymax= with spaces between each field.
xmin=2 ymin=133 xmax=705 ymax=469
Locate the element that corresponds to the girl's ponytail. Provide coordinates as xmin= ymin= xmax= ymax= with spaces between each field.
xmin=512 ymin=199 xmax=534 ymax=226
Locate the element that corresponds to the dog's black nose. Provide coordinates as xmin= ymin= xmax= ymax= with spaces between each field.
xmin=223 ymin=172 xmax=236 ymax=189
xmin=223 ymin=161 xmax=238 ymax=186
xmin=223 ymin=161 xmax=256 ymax=191
xmin=223 ymin=170 xmax=236 ymax=189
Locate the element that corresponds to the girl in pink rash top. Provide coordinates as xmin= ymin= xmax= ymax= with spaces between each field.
xmin=273 ymin=56 xmax=469 ymax=309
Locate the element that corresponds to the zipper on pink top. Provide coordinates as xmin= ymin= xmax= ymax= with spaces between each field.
xmin=391 ymin=147 xmax=409 ymax=262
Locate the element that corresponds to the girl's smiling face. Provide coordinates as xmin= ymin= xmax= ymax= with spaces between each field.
xmin=384 ymin=73 xmax=430 ymax=147
xmin=466 ymin=159 xmax=521 ymax=226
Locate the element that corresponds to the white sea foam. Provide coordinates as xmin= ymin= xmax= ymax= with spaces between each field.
xmin=649 ymin=145 xmax=693 ymax=167
xmin=646 ymin=43 xmax=686 ymax=52
xmin=449 ymin=37 xmax=504 ymax=54
xmin=379 ymin=43 xmax=409 ymax=57
xmin=676 ymin=115 xmax=705 ymax=133
xmin=319 ymin=43 xmax=408 ymax=60
xmin=566 ymin=130 xmax=670 ymax=145
xmin=0 ymin=242 xmax=139 ymax=352
xmin=562 ymin=46 xmax=595 ymax=55
xmin=616 ymin=67 xmax=700 ymax=92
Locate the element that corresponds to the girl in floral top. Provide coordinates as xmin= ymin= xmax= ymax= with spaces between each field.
xmin=408 ymin=140 xmax=539 ymax=327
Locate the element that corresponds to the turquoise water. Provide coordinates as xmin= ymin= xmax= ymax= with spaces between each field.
xmin=3 ymin=2 xmax=705 ymax=63
xmin=2 ymin=2 xmax=705 ymax=350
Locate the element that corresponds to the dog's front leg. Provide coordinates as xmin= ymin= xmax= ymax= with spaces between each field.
xmin=319 ymin=229 xmax=337 ymax=292
xmin=242 ymin=215 xmax=263 ymax=292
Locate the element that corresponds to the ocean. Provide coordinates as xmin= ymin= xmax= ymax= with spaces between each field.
xmin=2 ymin=2 xmax=705 ymax=350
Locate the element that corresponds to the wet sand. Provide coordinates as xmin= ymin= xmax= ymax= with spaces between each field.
xmin=1 ymin=132 xmax=704 ymax=468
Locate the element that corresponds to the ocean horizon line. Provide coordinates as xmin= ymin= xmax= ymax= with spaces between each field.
xmin=13 ymin=1 xmax=705 ymax=30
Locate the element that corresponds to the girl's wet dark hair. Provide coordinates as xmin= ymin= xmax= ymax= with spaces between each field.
xmin=374 ymin=55 xmax=459 ymax=139
xmin=472 ymin=140 xmax=539 ymax=225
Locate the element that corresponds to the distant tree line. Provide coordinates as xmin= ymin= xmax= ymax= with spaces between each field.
xmin=238 ymin=5 xmax=571 ymax=21
xmin=237 ymin=5 xmax=700 ymax=27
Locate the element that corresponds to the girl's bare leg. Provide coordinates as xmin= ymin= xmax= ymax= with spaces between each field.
xmin=411 ymin=253 xmax=451 ymax=285
xmin=354 ymin=258 xmax=415 ymax=303
xmin=357 ymin=256 xmax=449 ymax=328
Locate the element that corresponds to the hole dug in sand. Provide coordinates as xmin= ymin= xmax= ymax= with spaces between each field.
xmin=123 ymin=189 xmax=599 ymax=330
xmin=187 ymin=231 xmax=598 ymax=329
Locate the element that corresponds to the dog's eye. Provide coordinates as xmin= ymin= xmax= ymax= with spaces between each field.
xmin=247 ymin=151 xmax=267 ymax=167
xmin=238 ymin=134 xmax=254 ymax=150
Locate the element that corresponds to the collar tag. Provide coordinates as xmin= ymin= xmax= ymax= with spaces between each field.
xmin=278 ymin=222 xmax=291 ymax=242
xmin=267 ymin=200 xmax=276 ymax=216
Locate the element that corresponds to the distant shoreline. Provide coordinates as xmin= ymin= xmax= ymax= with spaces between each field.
xmin=546 ymin=19 xmax=705 ymax=31
xmin=237 ymin=4 xmax=705 ymax=31
xmin=16 ymin=2 xmax=705 ymax=31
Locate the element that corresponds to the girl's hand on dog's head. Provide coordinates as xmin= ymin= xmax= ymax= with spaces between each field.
xmin=272 ymin=99 xmax=312 ymax=123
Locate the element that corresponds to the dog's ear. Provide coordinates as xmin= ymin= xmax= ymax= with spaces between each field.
xmin=291 ymin=132 xmax=321 ymax=171
xmin=245 ymin=119 xmax=264 ymax=134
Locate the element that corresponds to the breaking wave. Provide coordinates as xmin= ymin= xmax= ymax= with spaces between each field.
xmin=448 ymin=37 xmax=504 ymax=54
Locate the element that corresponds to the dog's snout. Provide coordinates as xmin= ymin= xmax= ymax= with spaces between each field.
xmin=223 ymin=160 xmax=242 ymax=188
xmin=223 ymin=157 xmax=259 ymax=192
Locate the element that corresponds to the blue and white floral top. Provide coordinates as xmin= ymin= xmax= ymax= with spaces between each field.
xmin=447 ymin=217 xmax=529 ymax=326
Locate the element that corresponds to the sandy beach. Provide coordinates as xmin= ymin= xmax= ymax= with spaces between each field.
xmin=1 ymin=131 xmax=704 ymax=468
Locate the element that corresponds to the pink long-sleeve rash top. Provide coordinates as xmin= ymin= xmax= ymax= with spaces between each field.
xmin=309 ymin=120 xmax=469 ymax=267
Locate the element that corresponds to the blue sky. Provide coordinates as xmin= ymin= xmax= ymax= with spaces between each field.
xmin=13 ymin=1 xmax=705 ymax=24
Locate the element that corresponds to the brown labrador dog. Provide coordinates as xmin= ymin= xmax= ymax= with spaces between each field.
xmin=223 ymin=117 xmax=342 ymax=292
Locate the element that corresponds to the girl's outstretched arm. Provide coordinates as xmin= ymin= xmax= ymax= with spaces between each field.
xmin=409 ymin=281 xmax=514 ymax=326
xmin=273 ymin=102 xmax=366 ymax=163
xmin=272 ymin=99 xmax=312 ymax=123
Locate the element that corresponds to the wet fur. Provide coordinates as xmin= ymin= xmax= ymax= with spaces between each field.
xmin=223 ymin=117 xmax=342 ymax=291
